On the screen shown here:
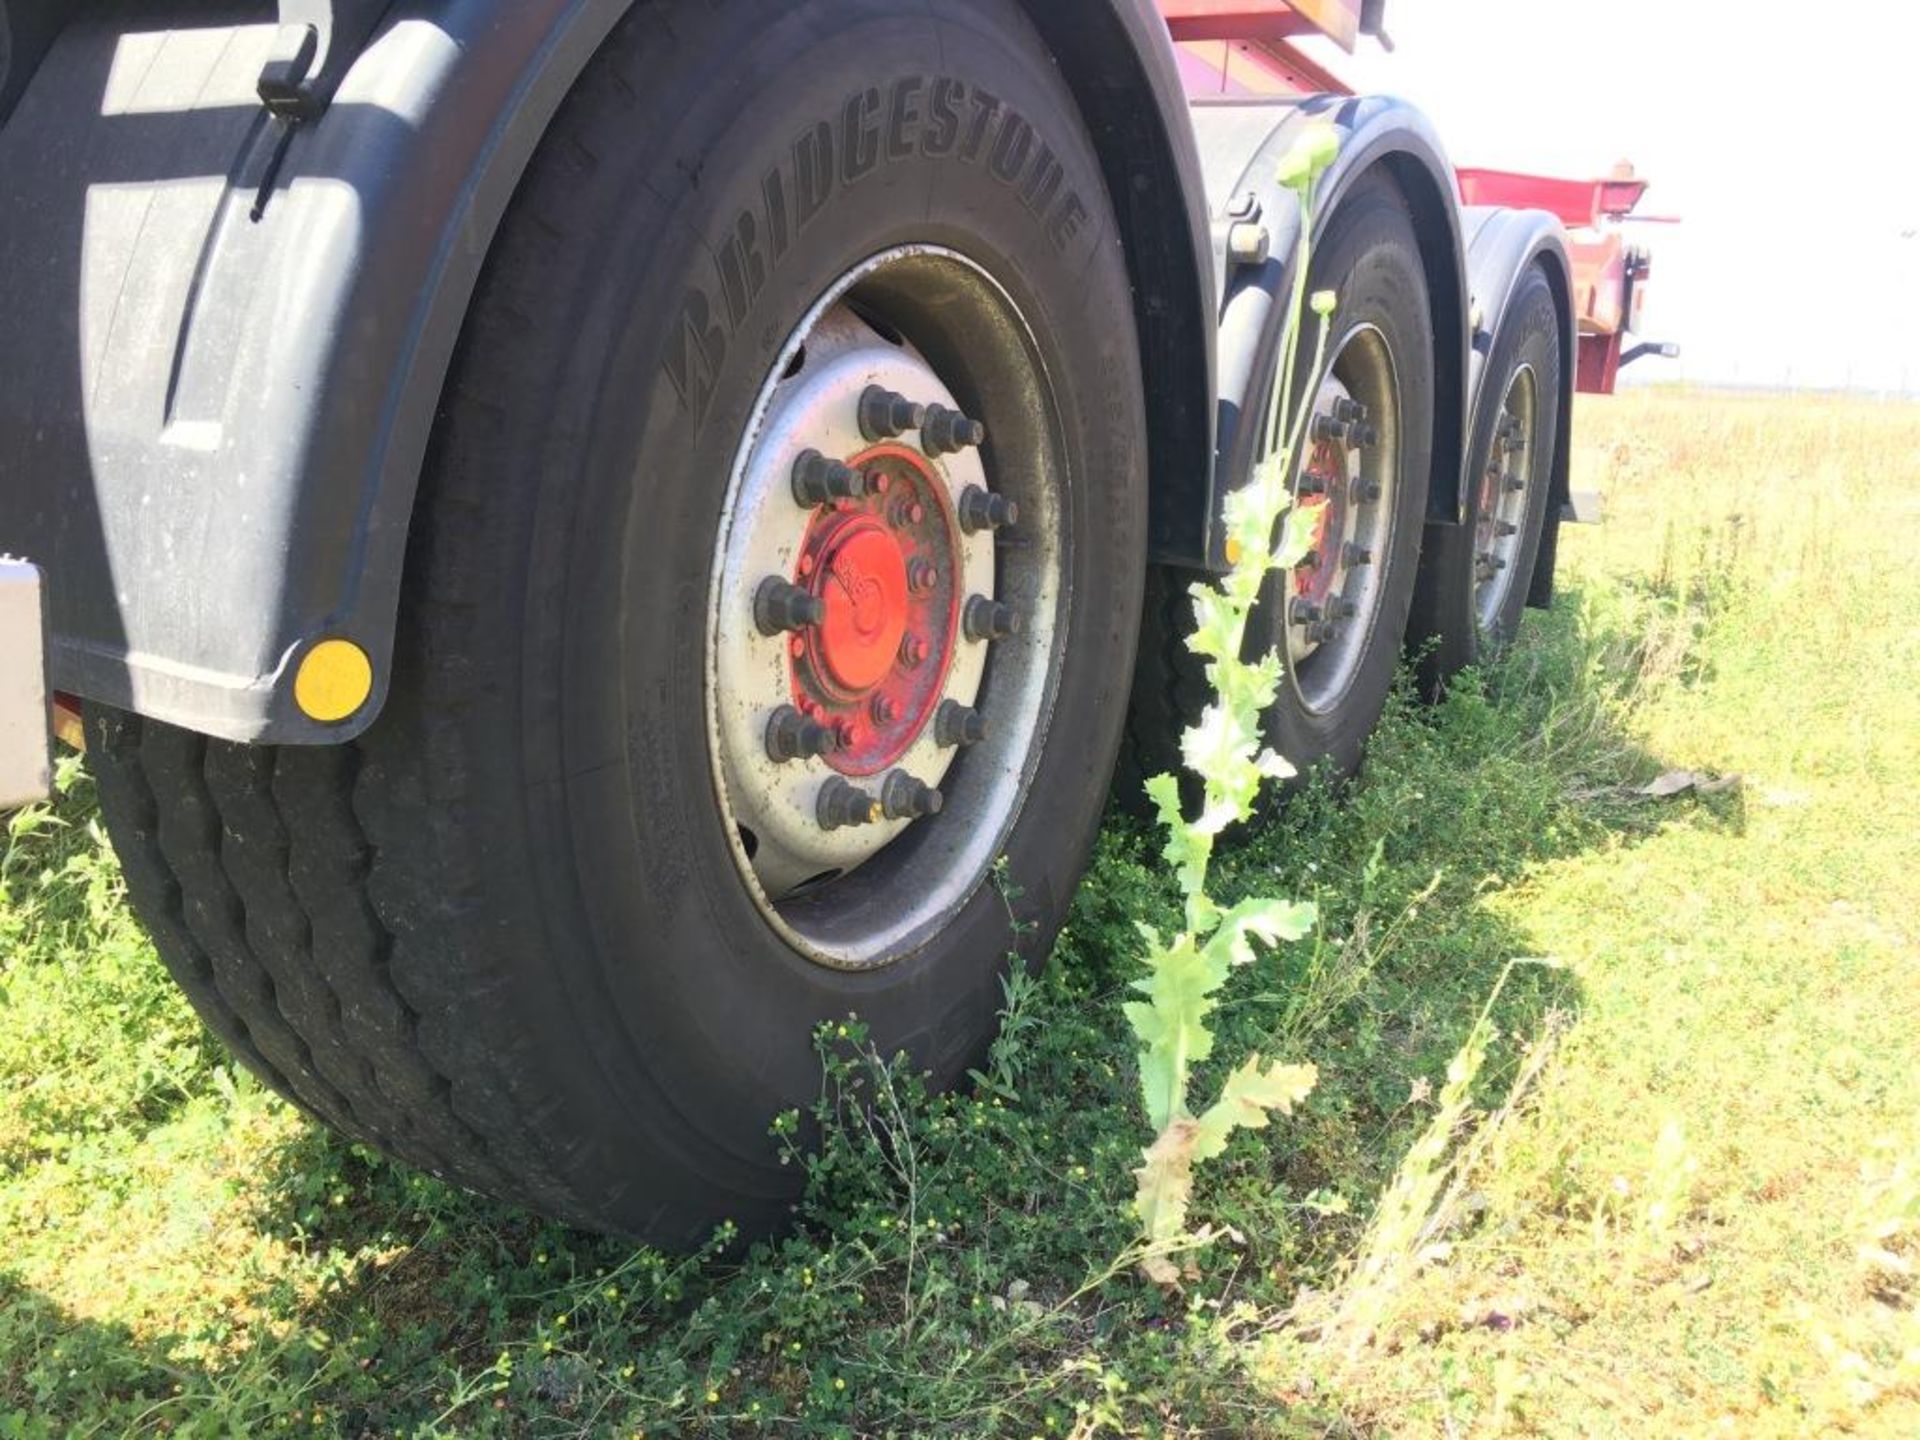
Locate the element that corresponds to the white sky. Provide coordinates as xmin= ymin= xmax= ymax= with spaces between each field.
xmin=1298 ymin=1 xmax=1920 ymax=393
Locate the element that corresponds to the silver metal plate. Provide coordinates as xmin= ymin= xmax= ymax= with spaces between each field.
xmin=1562 ymin=491 xmax=1605 ymax=525
xmin=0 ymin=558 xmax=51 ymax=810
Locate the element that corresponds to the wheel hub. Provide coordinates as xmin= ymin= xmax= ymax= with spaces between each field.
xmin=1278 ymin=331 xmax=1400 ymax=715
xmin=793 ymin=446 xmax=962 ymax=774
xmin=707 ymin=254 xmax=1061 ymax=969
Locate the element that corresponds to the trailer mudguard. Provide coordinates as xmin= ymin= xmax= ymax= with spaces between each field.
xmin=0 ymin=0 xmax=1214 ymax=745
xmin=1457 ymin=205 xmax=1575 ymax=608
xmin=1188 ymin=93 xmax=1469 ymax=568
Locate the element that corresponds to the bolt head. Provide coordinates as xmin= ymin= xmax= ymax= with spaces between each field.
xmin=755 ymin=577 xmax=825 ymax=635
xmin=898 ymin=634 xmax=928 ymax=669
xmin=935 ymin=700 xmax=989 ymax=748
xmin=963 ymin=596 xmax=1020 ymax=642
xmin=881 ymin=770 xmax=944 ymax=821
xmin=860 ymin=386 xmax=927 ymax=441
xmin=1226 ymin=220 xmax=1271 ymax=267
xmin=766 ymin=705 xmax=837 ymax=763
xmin=959 ymin=486 xmax=1018 ymax=535
xmin=922 ymin=404 xmax=987 ymax=457
xmin=908 ymin=557 xmax=938 ymax=595
xmin=870 ymin=695 xmax=898 ymax=726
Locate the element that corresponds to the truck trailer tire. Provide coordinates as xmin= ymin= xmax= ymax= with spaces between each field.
xmin=1123 ymin=172 xmax=1435 ymax=797
xmin=85 ymin=0 xmax=1146 ymax=1244
xmin=1410 ymin=263 xmax=1562 ymax=689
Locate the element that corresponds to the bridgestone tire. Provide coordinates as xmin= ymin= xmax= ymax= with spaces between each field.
xmin=1409 ymin=264 xmax=1562 ymax=691
xmin=1122 ymin=173 xmax=1435 ymax=797
xmin=85 ymin=0 xmax=1146 ymax=1244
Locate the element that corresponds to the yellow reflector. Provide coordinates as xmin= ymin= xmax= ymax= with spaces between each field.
xmin=294 ymin=639 xmax=373 ymax=724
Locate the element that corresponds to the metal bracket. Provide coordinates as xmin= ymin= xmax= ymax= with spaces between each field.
xmin=257 ymin=1 xmax=397 ymax=121
xmin=1620 ymin=340 xmax=1680 ymax=369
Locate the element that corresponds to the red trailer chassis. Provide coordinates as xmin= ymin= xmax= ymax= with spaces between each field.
xmin=1160 ymin=0 xmax=1669 ymax=395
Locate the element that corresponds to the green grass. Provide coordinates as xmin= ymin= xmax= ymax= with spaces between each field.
xmin=2 ymin=388 xmax=1916 ymax=1436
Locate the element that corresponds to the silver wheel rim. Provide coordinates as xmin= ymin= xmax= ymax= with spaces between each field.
xmin=1473 ymin=363 xmax=1538 ymax=630
xmin=706 ymin=248 xmax=1066 ymax=971
xmin=1276 ymin=325 xmax=1403 ymax=716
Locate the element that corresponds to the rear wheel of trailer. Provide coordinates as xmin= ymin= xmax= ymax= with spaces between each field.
xmin=86 ymin=0 xmax=1148 ymax=1244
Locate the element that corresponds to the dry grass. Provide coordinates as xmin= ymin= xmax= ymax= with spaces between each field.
xmin=1259 ymin=388 xmax=1920 ymax=1436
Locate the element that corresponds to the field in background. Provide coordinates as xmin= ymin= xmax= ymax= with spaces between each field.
xmin=3 ymin=389 xmax=1917 ymax=1437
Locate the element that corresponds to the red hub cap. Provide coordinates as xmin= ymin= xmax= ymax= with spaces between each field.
xmin=792 ymin=444 xmax=960 ymax=775
xmin=814 ymin=522 xmax=910 ymax=692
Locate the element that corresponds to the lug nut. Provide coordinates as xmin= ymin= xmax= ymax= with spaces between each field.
xmin=1350 ymin=422 xmax=1379 ymax=448
xmin=1332 ymin=597 xmax=1359 ymax=620
xmin=958 ymin=486 xmax=1019 ymax=534
xmin=1343 ymin=543 xmax=1373 ymax=567
xmin=1311 ymin=413 xmax=1351 ymax=444
xmin=921 ymin=404 xmax=987 ymax=457
xmin=1495 ymin=520 xmax=1519 ymax=537
xmin=870 ymin=694 xmax=898 ymax=726
xmin=964 ymin=595 xmax=1021 ymax=642
xmin=860 ymin=386 xmax=927 ymax=441
xmin=1478 ymin=552 xmax=1509 ymax=573
xmin=817 ymin=777 xmax=882 ymax=831
xmin=1506 ymin=474 xmax=1527 ymax=493
xmin=791 ymin=449 xmax=868 ymax=506
xmin=890 ymin=496 xmax=927 ymax=528
xmin=1352 ymin=479 xmax=1383 ymax=504
xmin=754 ymin=577 xmax=825 ymax=635
xmin=1226 ymin=221 xmax=1271 ymax=267
xmin=907 ymin=557 xmax=938 ymax=595
xmin=765 ymin=705 xmax=838 ymax=764
xmin=1290 ymin=598 xmax=1324 ymax=627
xmin=881 ymin=770 xmax=944 ymax=821
xmin=1297 ymin=472 xmax=1329 ymax=499
xmin=1308 ymin=620 xmax=1340 ymax=645
xmin=898 ymin=634 xmax=928 ymax=669
xmin=934 ymin=700 xmax=989 ymax=748
xmin=1333 ymin=397 xmax=1369 ymax=424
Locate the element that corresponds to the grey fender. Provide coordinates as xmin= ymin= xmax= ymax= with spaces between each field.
xmin=1457 ymin=206 xmax=1575 ymax=607
xmin=1191 ymin=93 xmax=1470 ymax=569
xmin=0 ymin=0 xmax=1214 ymax=745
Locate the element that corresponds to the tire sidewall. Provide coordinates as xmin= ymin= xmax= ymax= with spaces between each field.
xmin=1413 ymin=264 xmax=1561 ymax=686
